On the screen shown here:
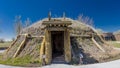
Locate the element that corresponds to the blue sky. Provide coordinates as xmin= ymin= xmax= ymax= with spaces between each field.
xmin=0 ymin=0 xmax=120 ymax=40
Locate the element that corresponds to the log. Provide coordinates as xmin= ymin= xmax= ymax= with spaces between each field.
xmin=91 ymin=37 xmax=105 ymax=52
xmin=5 ymin=35 xmax=20 ymax=53
xmin=70 ymin=34 xmax=91 ymax=38
xmin=13 ymin=34 xmax=28 ymax=58
xmin=19 ymin=34 xmax=44 ymax=38
xmin=96 ymin=34 xmax=110 ymax=46
xmin=40 ymin=36 xmax=45 ymax=64
xmin=97 ymin=34 xmax=105 ymax=43
xmin=31 ymin=36 xmax=44 ymax=38
xmin=64 ymin=29 xmax=71 ymax=63
xmin=44 ymin=30 xmax=52 ymax=64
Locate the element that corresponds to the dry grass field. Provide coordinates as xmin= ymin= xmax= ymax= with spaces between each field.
xmin=107 ymin=41 xmax=120 ymax=48
xmin=0 ymin=42 xmax=11 ymax=49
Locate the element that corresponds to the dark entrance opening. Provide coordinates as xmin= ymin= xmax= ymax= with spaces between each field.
xmin=51 ymin=31 xmax=64 ymax=59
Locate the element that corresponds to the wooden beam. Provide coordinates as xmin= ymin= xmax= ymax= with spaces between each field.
xmin=91 ymin=37 xmax=105 ymax=52
xmin=64 ymin=29 xmax=71 ymax=63
xmin=40 ymin=36 xmax=45 ymax=65
xmin=19 ymin=34 xmax=44 ymax=38
xmin=44 ymin=30 xmax=52 ymax=64
xmin=42 ymin=20 xmax=72 ymax=26
xmin=43 ymin=27 xmax=72 ymax=31
xmin=4 ymin=35 xmax=20 ymax=54
xmin=70 ymin=34 xmax=91 ymax=38
xmin=31 ymin=36 xmax=44 ymax=38
xmin=13 ymin=34 xmax=28 ymax=58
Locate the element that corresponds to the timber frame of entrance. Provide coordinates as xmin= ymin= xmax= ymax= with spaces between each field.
xmin=40 ymin=18 xmax=72 ymax=64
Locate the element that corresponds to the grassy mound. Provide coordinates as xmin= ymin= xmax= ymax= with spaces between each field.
xmin=0 ymin=18 xmax=120 ymax=66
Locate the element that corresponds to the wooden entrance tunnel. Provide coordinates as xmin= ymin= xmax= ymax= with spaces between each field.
xmin=40 ymin=19 xmax=72 ymax=64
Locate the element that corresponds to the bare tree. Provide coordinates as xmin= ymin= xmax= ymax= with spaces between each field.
xmin=78 ymin=14 xmax=94 ymax=27
xmin=24 ymin=18 xmax=31 ymax=27
xmin=14 ymin=15 xmax=23 ymax=35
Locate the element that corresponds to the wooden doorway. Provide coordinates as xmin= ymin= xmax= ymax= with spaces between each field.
xmin=51 ymin=31 xmax=65 ymax=62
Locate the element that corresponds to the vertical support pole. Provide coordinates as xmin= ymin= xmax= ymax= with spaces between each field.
xmin=40 ymin=36 xmax=45 ymax=64
xmin=45 ymin=29 xmax=52 ymax=64
xmin=64 ymin=29 xmax=71 ymax=63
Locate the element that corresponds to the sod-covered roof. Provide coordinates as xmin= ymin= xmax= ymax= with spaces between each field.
xmin=2 ymin=17 xmax=120 ymax=66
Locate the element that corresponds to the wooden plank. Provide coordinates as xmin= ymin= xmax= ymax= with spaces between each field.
xmin=70 ymin=34 xmax=91 ymax=38
xmin=4 ymin=35 xmax=20 ymax=54
xmin=31 ymin=36 xmax=44 ymax=38
xmin=93 ymin=33 xmax=110 ymax=46
xmin=44 ymin=27 xmax=72 ymax=31
xmin=44 ymin=30 xmax=52 ymax=64
xmin=13 ymin=34 xmax=27 ymax=58
xmin=19 ymin=34 xmax=44 ymax=38
xmin=91 ymin=37 xmax=105 ymax=52
xmin=64 ymin=29 xmax=71 ymax=63
xmin=40 ymin=36 xmax=45 ymax=65
xmin=42 ymin=20 xmax=72 ymax=25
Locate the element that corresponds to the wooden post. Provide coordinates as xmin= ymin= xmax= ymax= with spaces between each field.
xmin=5 ymin=35 xmax=20 ymax=53
xmin=13 ymin=34 xmax=28 ymax=58
xmin=40 ymin=36 xmax=45 ymax=64
xmin=91 ymin=37 xmax=105 ymax=52
xmin=64 ymin=29 xmax=71 ymax=63
xmin=44 ymin=29 xmax=52 ymax=64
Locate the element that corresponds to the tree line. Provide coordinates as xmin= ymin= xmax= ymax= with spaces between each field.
xmin=0 ymin=15 xmax=32 ymax=42
xmin=77 ymin=14 xmax=94 ymax=27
